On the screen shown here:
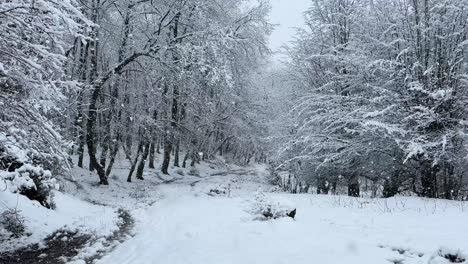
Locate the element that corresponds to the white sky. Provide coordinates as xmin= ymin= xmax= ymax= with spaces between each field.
xmin=268 ymin=0 xmax=310 ymax=52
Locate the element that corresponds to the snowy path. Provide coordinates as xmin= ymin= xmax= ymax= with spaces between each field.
xmin=96 ymin=173 xmax=468 ymax=264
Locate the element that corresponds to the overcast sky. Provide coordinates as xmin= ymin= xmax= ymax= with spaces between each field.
xmin=268 ymin=0 xmax=310 ymax=52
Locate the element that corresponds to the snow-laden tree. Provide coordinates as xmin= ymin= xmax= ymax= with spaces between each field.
xmin=62 ymin=0 xmax=272 ymax=184
xmin=276 ymin=0 xmax=468 ymax=199
xmin=361 ymin=0 xmax=468 ymax=199
xmin=1 ymin=0 xmax=89 ymax=204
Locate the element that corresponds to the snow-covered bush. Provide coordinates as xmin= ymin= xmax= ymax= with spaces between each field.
xmin=248 ymin=190 xmax=296 ymax=220
xmin=1 ymin=165 xmax=58 ymax=209
xmin=0 ymin=208 xmax=26 ymax=238
xmin=429 ymin=248 xmax=466 ymax=264
xmin=0 ymin=92 xmax=71 ymax=210
xmin=207 ymin=188 xmax=227 ymax=197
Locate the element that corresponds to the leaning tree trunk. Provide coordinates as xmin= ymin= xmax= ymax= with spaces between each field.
xmin=85 ymin=50 xmax=145 ymax=184
xmin=86 ymin=86 xmax=108 ymax=185
xmin=105 ymin=140 xmax=119 ymax=177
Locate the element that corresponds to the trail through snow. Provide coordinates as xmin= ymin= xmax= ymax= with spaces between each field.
xmin=96 ymin=168 xmax=468 ymax=264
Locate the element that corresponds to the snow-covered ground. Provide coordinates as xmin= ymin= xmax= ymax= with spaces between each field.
xmin=2 ymin=155 xmax=468 ymax=263
xmin=0 ymin=180 xmax=120 ymax=252
xmin=94 ymin=163 xmax=468 ymax=264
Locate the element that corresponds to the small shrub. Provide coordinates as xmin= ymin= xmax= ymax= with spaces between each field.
xmin=1 ymin=208 xmax=26 ymax=238
xmin=430 ymin=248 xmax=467 ymax=264
xmin=117 ymin=208 xmax=134 ymax=227
xmin=16 ymin=165 xmax=57 ymax=209
xmin=248 ymin=190 xmax=296 ymax=220
xmin=2 ymin=164 xmax=58 ymax=209
xmin=438 ymin=248 xmax=466 ymax=263
xmin=208 ymin=188 xmax=226 ymax=196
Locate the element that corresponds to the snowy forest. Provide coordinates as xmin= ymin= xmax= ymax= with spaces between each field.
xmin=1 ymin=0 xmax=468 ymax=263
xmin=271 ymin=0 xmax=468 ymax=200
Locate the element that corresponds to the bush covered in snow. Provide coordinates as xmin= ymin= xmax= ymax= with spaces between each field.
xmin=248 ymin=190 xmax=296 ymax=220
xmin=1 ymin=165 xmax=58 ymax=209
xmin=429 ymin=248 xmax=467 ymax=264
xmin=0 ymin=208 xmax=26 ymax=239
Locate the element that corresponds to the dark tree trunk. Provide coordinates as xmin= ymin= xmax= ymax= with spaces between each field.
xmin=77 ymin=143 xmax=85 ymax=168
xmin=190 ymin=151 xmax=199 ymax=167
xmin=99 ymin=141 xmax=109 ymax=168
xmin=85 ymin=50 xmax=145 ymax=185
xmin=148 ymin=142 xmax=156 ymax=169
xmin=105 ymin=141 xmax=119 ymax=177
xmin=161 ymin=137 xmax=173 ymax=175
xmin=443 ymin=164 xmax=456 ymax=200
xmin=317 ymin=177 xmax=330 ymax=194
xmin=89 ymin=157 xmax=95 ymax=172
xmin=125 ymin=121 xmax=133 ymax=151
xmin=421 ymin=161 xmax=439 ymax=198
xmin=76 ymin=93 xmax=86 ymax=168
xmin=174 ymin=140 xmax=180 ymax=167
xmin=161 ymin=13 xmax=181 ymax=175
xmin=148 ymin=109 xmax=158 ymax=169
xmin=156 ymin=138 xmax=161 ymax=154
xmin=127 ymin=141 xmax=143 ymax=182
xmin=347 ymin=174 xmax=360 ymax=197
xmin=103 ymin=4 xmax=130 ymax=178
xmin=182 ymin=152 xmax=189 ymax=168
xmin=85 ymin=2 xmax=104 ymax=181
xmin=331 ymin=180 xmax=337 ymax=194
xmin=136 ymin=142 xmax=150 ymax=180
xmin=383 ymin=170 xmax=403 ymax=198
xmin=86 ymin=86 xmax=107 ymax=184
xmin=76 ymin=27 xmax=89 ymax=169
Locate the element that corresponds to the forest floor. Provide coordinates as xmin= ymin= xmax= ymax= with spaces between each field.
xmin=93 ymin=166 xmax=468 ymax=264
xmin=2 ymin=155 xmax=468 ymax=264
